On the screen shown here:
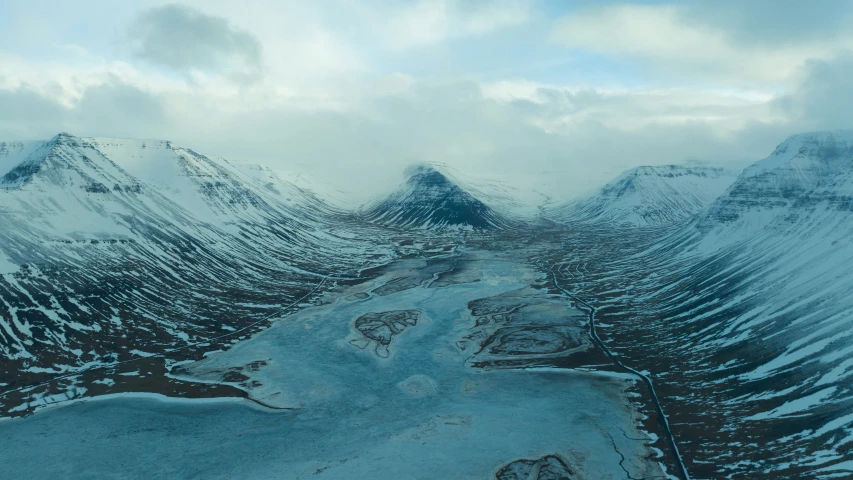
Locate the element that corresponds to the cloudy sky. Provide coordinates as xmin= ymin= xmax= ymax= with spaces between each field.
xmin=1 ymin=0 xmax=852 ymax=202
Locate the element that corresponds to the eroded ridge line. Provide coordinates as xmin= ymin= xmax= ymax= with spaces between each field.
xmin=550 ymin=267 xmax=691 ymax=480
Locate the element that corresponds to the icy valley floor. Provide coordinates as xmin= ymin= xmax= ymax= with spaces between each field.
xmin=0 ymin=251 xmax=669 ymax=479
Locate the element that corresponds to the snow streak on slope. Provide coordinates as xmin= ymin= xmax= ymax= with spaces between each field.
xmin=365 ymin=165 xmax=510 ymax=230
xmin=231 ymin=164 xmax=344 ymax=218
xmin=0 ymin=133 xmax=391 ymax=414
xmin=0 ymin=140 xmax=54 ymax=179
xmin=551 ymin=165 xmax=739 ymax=227
xmin=87 ymin=138 xmax=336 ymax=220
xmin=547 ymin=131 xmax=853 ymax=478
xmin=253 ymin=167 xmax=361 ymax=211
xmin=83 ymin=137 xmax=355 ymax=268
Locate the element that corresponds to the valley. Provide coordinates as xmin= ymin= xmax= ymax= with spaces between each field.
xmin=0 ymin=250 xmax=674 ymax=479
xmin=2 ymin=131 xmax=853 ymax=479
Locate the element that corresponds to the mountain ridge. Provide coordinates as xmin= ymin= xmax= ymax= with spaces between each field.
xmin=549 ymin=164 xmax=740 ymax=227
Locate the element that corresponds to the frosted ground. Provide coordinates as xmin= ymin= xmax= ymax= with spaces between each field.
xmin=0 ymin=250 xmax=666 ymax=479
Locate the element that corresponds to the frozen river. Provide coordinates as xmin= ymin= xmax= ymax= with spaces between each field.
xmin=0 ymin=251 xmax=666 ymax=479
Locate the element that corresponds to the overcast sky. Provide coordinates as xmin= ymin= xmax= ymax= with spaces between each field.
xmin=1 ymin=0 xmax=852 ymax=202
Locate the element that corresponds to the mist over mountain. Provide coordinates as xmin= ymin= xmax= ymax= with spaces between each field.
xmin=549 ymin=164 xmax=741 ymax=227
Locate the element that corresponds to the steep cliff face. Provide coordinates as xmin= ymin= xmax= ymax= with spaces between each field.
xmin=699 ymin=130 xmax=853 ymax=232
xmin=365 ymin=165 xmax=509 ymax=230
xmin=663 ymin=134 xmax=853 ymax=476
xmin=552 ymin=165 xmax=739 ymax=227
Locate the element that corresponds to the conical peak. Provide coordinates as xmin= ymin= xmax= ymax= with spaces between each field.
xmin=51 ymin=132 xmax=80 ymax=147
xmin=406 ymin=163 xmax=442 ymax=177
xmin=403 ymin=164 xmax=456 ymax=190
xmin=366 ymin=163 xmax=508 ymax=230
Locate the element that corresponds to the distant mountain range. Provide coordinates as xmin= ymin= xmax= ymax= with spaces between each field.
xmin=548 ymin=164 xmax=740 ymax=227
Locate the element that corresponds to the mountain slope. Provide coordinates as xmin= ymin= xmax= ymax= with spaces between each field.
xmin=82 ymin=137 xmax=357 ymax=268
xmin=550 ymin=165 xmax=739 ymax=227
xmin=0 ymin=133 xmax=390 ymax=415
xmin=231 ymin=163 xmax=344 ymax=220
xmin=365 ymin=165 xmax=509 ymax=230
xmin=548 ymin=130 xmax=853 ymax=478
xmin=408 ymin=162 xmax=559 ymax=219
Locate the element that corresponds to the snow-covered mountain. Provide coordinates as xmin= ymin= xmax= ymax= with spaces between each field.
xmin=82 ymin=137 xmax=346 ymax=261
xmin=549 ymin=130 xmax=853 ymax=478
xmin=232 ymin=164 xmax=346 ymax=219
xmin=4 ymin=129 xmax=853 ymax=477
xmin=668 ymin=131 xmax=853 ymax=476
xmin=0 ymin=133 xmax=390 ymax=414
xmin=411 ymin=162 xmax=560 ymax=219
xmin=549 ymin=165 xmax=739 ymax=227
xmin=364 ymin=165 xmax=510 ymax=230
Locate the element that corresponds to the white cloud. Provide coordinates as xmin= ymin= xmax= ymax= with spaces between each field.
xmin=460 ymin=1 xmax=530 ymax=36
xmin=550 ymin=3 xmax=853 ymax=85
xmin=388 ymin=0 xmax=450 ymax=49
xmin=358 ymin=0 xmax=531 ymax=50
xmin=0 ymin=74 xmax=791 ymax=203
xmin=775 ymin=52 xmax=853 ymax=130
xmin=128 ymin=4 xmax=263 ymax=81
xmin=1 ymin=0 xmax=851 ymax=206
